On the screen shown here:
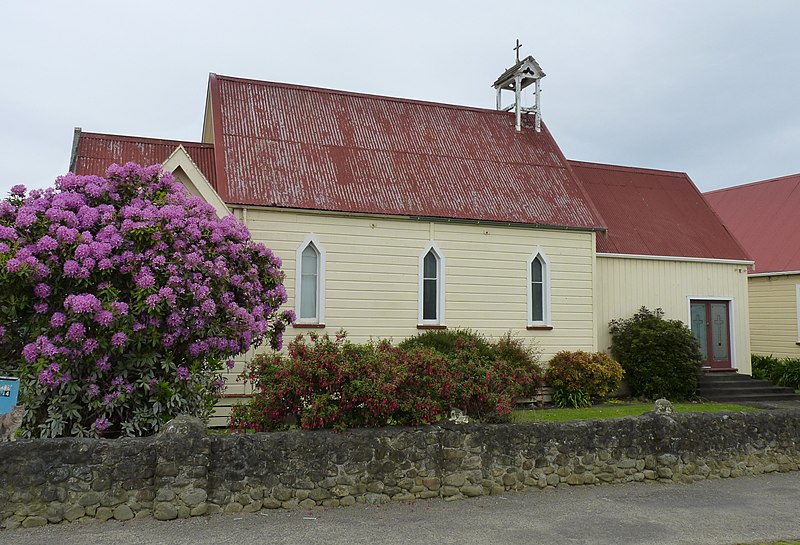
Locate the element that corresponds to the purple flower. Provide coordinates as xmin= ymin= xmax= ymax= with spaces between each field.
xmin=111 ymin=376 xmax=124 ymax=386
xmin=82 ymin=338 xmax=99 ymax=354
xmin=176 ymin=366 xmax=190 ymax=381
xmin=226 ymin=359 xmax=235 ymax=370
xmin=96 ymin=355 xmax=111 ymax=372
xmin=10 ymin=184 xmax=26 ymax=196
xmin=22 ymin=342 xmax=38 ymax=363
xmin=93 ymin=310 xmax=114 ymax=326
xmin=103 ymin=391 xmax=119 ymax=407
xmin=66 ymin=322 xmax=86 ymax=342
xmin=50 ymin=312 xmax=66 ymax=328
xmin=93 ymin=417 xmax=110 ymax=432
xmin=87 ymin=383 xmax=100 ymax=396
xmin=111 ymin=301 xmax=128 ymax=316
xmin=111 ymin=332 xmax=127 ymax=347
xmin=134 ymin=270 xmax=155 ymax=289
xmin=34 ymin=283 xmax=51 ymax=298
xmin=34 ymin=302 xmax=48 ymax=314
xmin=145 ymin=294 xmax=161 ymax=309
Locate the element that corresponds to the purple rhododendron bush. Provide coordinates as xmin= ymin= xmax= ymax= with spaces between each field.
xmin=0 ymin=163 xmax=293 ymax=438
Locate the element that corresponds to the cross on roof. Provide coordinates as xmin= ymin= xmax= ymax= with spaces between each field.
xmin=513 ymin=39 xmax=522 ymax=62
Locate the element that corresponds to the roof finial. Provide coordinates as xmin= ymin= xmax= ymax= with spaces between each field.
xmin=513 ymin=39 xmax=522 ymax=63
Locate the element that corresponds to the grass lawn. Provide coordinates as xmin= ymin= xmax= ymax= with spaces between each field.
xmin=512 ymin=402 xmax=760 ymax=423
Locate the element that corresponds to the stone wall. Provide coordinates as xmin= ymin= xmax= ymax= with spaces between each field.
xmin=2 ymin=409 xmax=800 ymax=529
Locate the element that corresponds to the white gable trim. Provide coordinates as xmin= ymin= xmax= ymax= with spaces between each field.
xmin=526 ymin=246 xmax=552 ymax=327
xmin=418 ymin=241 xmax=445 ymax=326
xmin=750 ymin=270 xmax=800 ymax=277
xmin=162 ymin=145 xmax=230 ymax=218
xmin=295 ymin=234 xmax=326 ymax=325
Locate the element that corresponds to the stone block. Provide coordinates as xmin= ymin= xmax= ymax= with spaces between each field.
xmin=190 ymin=503 xmax=208 ymax=517
xmin=95 ymin=507 xmax=114 ymax=521
xmin=63 ymin=505 xmax=85 ymax=522
xmin=443 ymin=474 xmax=466 ymax=487
xmin=224 ymin=502 xmax=243 ymax=514
xmin=22 ymin=516 xmax=48 ymax=528
xmin=154 ymin=502 xmax=178 ymax=521
xmin=113 ymin=505 xmax=134 ymax=521
xmin=461 ymin=485 xmax=483 ymax=497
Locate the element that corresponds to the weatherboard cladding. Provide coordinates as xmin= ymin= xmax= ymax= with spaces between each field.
xmin=73 ymin=132 xmax=218 ymax=189
xmin=705 ymin=173 xmax=800 ymax=274
xmin=569 ymin=161 xmax=750 ymax=261
xmin=210 ymin=75 xmax=605 ymax=230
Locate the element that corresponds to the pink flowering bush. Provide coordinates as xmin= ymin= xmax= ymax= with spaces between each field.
xmin=0 ymin=163 xmax=292 ymax=438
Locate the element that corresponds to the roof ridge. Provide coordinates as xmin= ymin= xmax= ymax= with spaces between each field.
xmin=81 ymin=131 xmax=213 ymax=148
xmin=705 ymin=171 xmax=800 ymax=195
xmin=568 ymin=159 xmax=687 ymax=177
xmin=212 ymin=73 xmax=515 ymax=117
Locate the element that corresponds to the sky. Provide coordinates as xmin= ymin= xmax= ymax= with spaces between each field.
xmin=1 ymin=0 xmax=799 ymax=197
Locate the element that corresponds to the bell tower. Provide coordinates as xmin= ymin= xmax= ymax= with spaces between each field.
xmin=493 ymin=40 xmax=546 ymax=132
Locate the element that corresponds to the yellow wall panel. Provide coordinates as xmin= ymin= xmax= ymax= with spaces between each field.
xmin=595 ymin=256 xmax=751 ymax=374
xmin=749 ymin=274 xmax=800 ymax=358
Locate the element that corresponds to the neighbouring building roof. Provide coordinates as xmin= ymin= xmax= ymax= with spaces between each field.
xmin=705 ymin=173 xmax=800 ymax=273
xmin=70 ymin=131 xmax=218 ymax=190
xmin=205 ymin=74 xmax=605 ymax=230
xmin=569 ymin=160 xmax=751 ymax=261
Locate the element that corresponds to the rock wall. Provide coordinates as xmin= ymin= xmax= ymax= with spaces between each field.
xmin=2 ymin=409 xmax=800 ymax=529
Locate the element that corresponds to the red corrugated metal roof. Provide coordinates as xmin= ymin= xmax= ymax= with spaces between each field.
xmin=706 ymin=173 xmax=800 ymax=273
xmin=569 ymin=161 xmax=750 ymax=260
xmin=209 ymin=74 xmax=605 ymax=230
xmin=71 ymin=131 xmax=217 ymax=189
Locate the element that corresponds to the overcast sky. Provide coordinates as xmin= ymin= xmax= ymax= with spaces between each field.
xmin=2 ymin=1 xmax=799 ymax=198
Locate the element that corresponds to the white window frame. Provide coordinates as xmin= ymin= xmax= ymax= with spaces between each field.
xmin=295 ymin=234 xmax=326 ymax=324
xmin=527 ymin=247 xmax=552 ymax=327
xmin=418 ymin=241 xmax=445 ymax=326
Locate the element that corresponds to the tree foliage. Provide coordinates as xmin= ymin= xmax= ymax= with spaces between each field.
xmin=608 ymin=307 xmax=703 ymax=400
xmin=0 ymin=163 xmax=292 ymax=437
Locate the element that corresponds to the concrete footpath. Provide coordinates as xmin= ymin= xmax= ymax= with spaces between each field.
xmin=4 ymin=472 xmax=800 ymax=545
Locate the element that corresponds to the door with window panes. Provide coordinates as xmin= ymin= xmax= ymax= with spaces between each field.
xmin=689 ymin=300 xmax=732 ymax=369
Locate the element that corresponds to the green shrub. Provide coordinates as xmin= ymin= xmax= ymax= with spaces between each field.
xmin=778 ymin=359 xmax=800 ymax=389
xmin=544 ymin=351 xmax=624 ymax=408
xmin=753 ymin=354 xmax=800 ymax=389
xmin=751 ymin=354 xmax=782 ymax=382
xmin=609 ymin=307 xmax=703 ymax=400
xmin=400 ymin=329 xmax=543 ymax=422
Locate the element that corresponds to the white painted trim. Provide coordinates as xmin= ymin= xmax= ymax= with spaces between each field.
xmin=749 ymin=270 xmax=800 ymax=278
xmin=598 ymin=252 xmax=753 ymax=266
xmin=796 ymin=284 xmax=800 ymax=343
xmin=418 ymin=241 xmax=445 ymax=326
xmin=295 ymin=234 xmax=326 ymax=325
xmin=686 ymin=296 xmax=736 ymax=369
xmin=161 ymin=145 xmax=230 ymax=218
xmin=526 ymin=246 xmax=552 ymax=327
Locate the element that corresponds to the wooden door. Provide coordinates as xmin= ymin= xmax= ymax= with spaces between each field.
xmin=690 ymin=300 xmax=732 ymax=369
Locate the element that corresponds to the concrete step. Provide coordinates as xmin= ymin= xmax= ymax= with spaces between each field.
xmin=698 ymin=372 xmax=800 ymax=403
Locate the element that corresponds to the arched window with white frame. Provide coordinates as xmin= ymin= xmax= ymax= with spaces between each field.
xmin=295 ymin=235 xmax=326 ymax=325
xmin=419 ymin=242 xmax=445 ymax=326
xmin=527 ymin=247 xmax=551 ymax=327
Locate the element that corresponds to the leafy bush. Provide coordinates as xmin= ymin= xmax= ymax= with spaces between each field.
xmin=751 ymin=354 xmax=782 ymax=383
xmin=609 ymin=307 xmax=703 ymax=400
xmin=233 ymin=329 xmax=544 ymax=431
xmin=752 ymin=354 xmax=800 ymax=389
xmin=401 ymin=329 xmax=543 ymax=422
xmin=0 ymin=164 xmax=293 ymax=438
xmin=544 ymin=351 xmax=624 ymax=408
xmin=231 ymin=331 xmax=452 ymax=431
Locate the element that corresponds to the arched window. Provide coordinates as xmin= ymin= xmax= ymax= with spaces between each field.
xmin=296 ymin=235 xmax=326 ymax=324
xmin=527 ymin=248 xmax=551 ymax=326
xmin=419 ymin=242 xmax=445 ymax=325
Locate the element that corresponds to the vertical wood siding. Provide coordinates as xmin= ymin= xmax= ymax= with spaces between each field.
xmin=749 ymin=274 xmax=800 ymax=358
xmin=595 ymin=256 xmax=751 ymax=374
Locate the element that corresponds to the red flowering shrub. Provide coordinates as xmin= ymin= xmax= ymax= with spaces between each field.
xmin=232 ymin=330 xmax=543 ymax=431
xmin=230 ymin=332 xmax=452 ymax=431
xmin=545 ymin=351 xmax=624 ymax=408
xmin=0 ymin=164 xmax=292 ymax=438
